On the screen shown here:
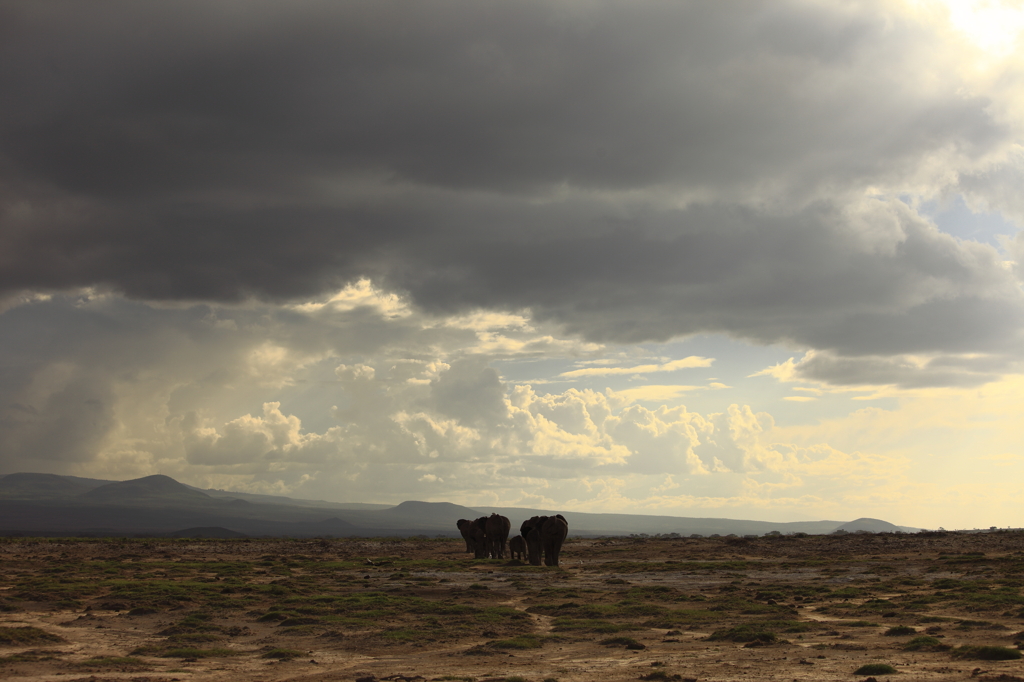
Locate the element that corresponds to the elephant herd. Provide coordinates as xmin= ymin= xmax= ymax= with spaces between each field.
xmin=457 ymin=513 xmax=568 ymax=567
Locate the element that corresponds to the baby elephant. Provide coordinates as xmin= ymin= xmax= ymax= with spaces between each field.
xmin=508 ymin=535 xmax=526 ymax=561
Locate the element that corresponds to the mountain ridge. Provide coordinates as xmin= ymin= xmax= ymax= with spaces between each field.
xmin=0 ymin=473 xmax=921 ymax=537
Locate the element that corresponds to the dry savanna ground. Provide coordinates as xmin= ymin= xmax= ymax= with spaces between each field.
xmin=2 ymin=532 xmax=1024 ymax=682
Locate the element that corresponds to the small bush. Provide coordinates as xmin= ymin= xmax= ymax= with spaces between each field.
xmin=903 ymin=636 xmax=948 ymax=651
xmin=883 ymin=626 xmax=916 ymax=636
xmin=853 ymin=663 xmax=898 ymax=675
xmin=262 ymin=648 xmax=302 ymax=660
xmin=601 ymin=636 xmax=640 ymax=646
xmin=491 ymin=635 xmax=543 ymax=650
xmin=950 ymin=646 xmax=1022 ymax=661
xmin=256 ymin=612 xmax=291 ymax=622
xmin=708 ymin=624 xmax=777 ymax=643
xmin=0 ymin=626 xmax=65 ymax=645
xmin=76 ymin=656 xmax=148 ymax=669
xmin=639 ymin=672 xmax=684 ymax=681
xmin=159 ymin=648 xmax=239 ymax=659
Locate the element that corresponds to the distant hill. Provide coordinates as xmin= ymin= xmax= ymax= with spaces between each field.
xmin=835 ymin=517 xmax=919 ymax=534
xmin=0 ymin=472 xmax=920 ymax=538
xmin=165 ymin=527 xmax=248 ymax=539
xmin=78 ymin=475 xmax=215 ymax=505
xmin=476 ymin=506 xmax=850 ymax=538
xmin=195 ymin=486 xmax=392 ymax=510
xmin=0 ymin=472 xmax=111 ymax=500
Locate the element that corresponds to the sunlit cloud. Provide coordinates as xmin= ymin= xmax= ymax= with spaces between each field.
xmin=560 ymin=356 xmax=714 ymax=379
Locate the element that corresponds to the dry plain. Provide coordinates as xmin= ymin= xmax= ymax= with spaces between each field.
xmin=2 ymin=532 xmax=1024 ymax=682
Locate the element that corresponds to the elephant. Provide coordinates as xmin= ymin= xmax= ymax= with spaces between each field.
xmin=520 ymin=516 xmax=544 ymax=566
xmin=521 ymin=514 xmax=568 ymax=566
xmin=468 ymin=516 xmax=489 ymax=558
xmin=485 ymin=513 xmax=511 ymax=559
xmin=508 ymin=534 xmax=526 ymax=561
xmin=540 ymin=514 xmax=568 ymax=566
xmin=456 ymin=519 xmax=474 ymax=553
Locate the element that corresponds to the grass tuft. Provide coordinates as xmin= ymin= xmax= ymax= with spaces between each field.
xmin=491 ymin=634 xmax=544 ymax=650
xmin=708 ymin=624 xmax=777 ymax=643
xmin=854 ymin=663 xmax=898 ymax=675
xmin=903 ymin=636 xmax=948 ymax=651
xmin=950 ymin=645 xmax=1022 ymax=661
xmin=0 ymin=626 xmax=66 ymax=645
xmin=883 ymin=625 xmax=916 ymax=636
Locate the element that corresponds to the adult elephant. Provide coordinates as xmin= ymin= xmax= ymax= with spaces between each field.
xmin=485 ymin=514 xmax=511 ymax=559
xmin=456 ymin=519 xmax=474 ymax=553
xmin=508 ymin=535 xmax=526 ymax=561
xmin=468 ymin=516 xmax=489 ymax=558
xmin=540 ymin=514 xmax=568 ymax=566
xmin=521 ymin=515 xmax=569 ymax=566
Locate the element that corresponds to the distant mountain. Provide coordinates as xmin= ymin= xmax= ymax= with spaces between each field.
xmin=835 ymin=517 xmax=919 ymax=534
xmin=195 ymin=486 xmax=392 ymax=511
xmin=0 ymin=472 xmax=111 ymax=500
xmin=475 ymin=506 xmax=849 ymax=538
xmin=165 ymin=527 xmax=248 ymax=539
xmin=78 ymin=475 xmax=216 ymax=505
xmin=0 ymin=472 xmax=920 ymax=538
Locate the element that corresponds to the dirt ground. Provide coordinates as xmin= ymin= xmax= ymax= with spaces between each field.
xmin=2 ymin=531 xmax=1024 ymax=682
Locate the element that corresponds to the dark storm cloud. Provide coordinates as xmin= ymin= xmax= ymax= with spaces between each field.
xmin=2 ymin=0 xmax=1022 ymax=383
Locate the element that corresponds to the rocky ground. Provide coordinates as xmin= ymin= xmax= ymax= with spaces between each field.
xmin=2 ymin=531 xmax=1024 ymax=682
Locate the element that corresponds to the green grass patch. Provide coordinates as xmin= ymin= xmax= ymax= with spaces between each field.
xmin=76 ymin=656 xmax=149 ymax=668
xmin=167 ymin=633 xmax=222 ymax=644
xmin=599 ymin=636 xmax=642 ymax=647
xmin=917 ymin=615 xmax=953 ymax=623
xmin=903 ymin=636 xmax=948 ymax=651
xmin=708 ymin=624 xmax=777 ymax=643
xmin=883 ymin=625 xmax=916 ymax=636
xmin=950 ymin=646 xmax=1022 ymax=661
xmin=262 ymin=648 xmax=303 ymax=660
xmin=552 ymin=617 xmax=639 ymax=633
xmin=491 ymin=634 xmax=545 ymax=649
xmin=639 ymin=672 xmax=685 ymax=681
xmin=159 ymin=647 xmax=240 ymax=659
xmin=854 ymin=663 xmax=898 ymax=675
xmin=0 ymin=649 xmax=62 ymax=663
xmin=0 ymin=626 xmax=66 ymax=645
xmin=588 ymin=560 xmax=754 ymax=573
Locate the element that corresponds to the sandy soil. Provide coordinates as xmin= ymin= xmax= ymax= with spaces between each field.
xmin=2 ymin=532 xmax=1024 ymax=682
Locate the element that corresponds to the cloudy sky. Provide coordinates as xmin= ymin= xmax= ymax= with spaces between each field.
xmin=2 ymin=0 xmax=1023 ymax=530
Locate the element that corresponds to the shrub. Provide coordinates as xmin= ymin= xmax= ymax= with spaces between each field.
xmin=0 ymin=626 xmax=65 ymax=645
xmin=708 ymin=624 xmax=777 ymax=643
xmin=159 ymin=648 xmax=239 ymax=658
xmin=76 ymin=656 xmax=148 ymax=668
xmin=262 ymin=648 xmax=302 ymax=660
xmin=853 ymin=663 xmax=898 ymax=675
xmin=903 ymin=636 xmax=948 ymax=651
xmin=950 ymin=646 xmax=1022 ymax=661
xmin=600 ymin=636 xmax=642 ymax=648
xmin=883 ymin=626 xmax=916 ymax=636
xmin=491 ymin=635 xmax=543 ymax=650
